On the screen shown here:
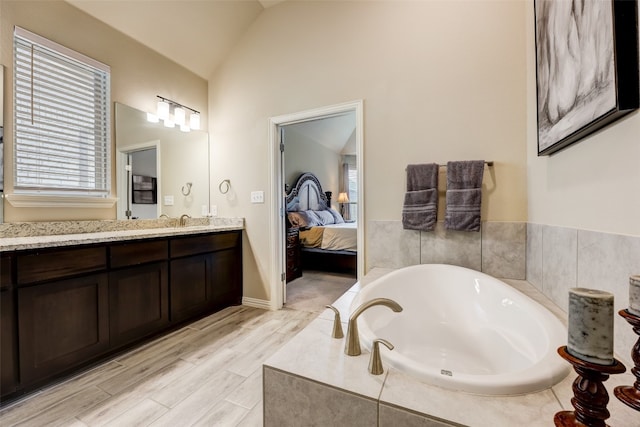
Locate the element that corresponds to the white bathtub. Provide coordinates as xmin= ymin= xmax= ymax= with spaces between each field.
xmin=354 ymin=264 xmax=570 ymax=395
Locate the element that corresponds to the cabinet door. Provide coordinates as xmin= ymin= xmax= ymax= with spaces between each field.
xmin=211 ymin=249 xmax=242 ymax=307
xmin=18 ymin=273 xmax=109 ymax=386
xmin=0 ymin=288 xmax=17 ymax=399
xmin=170 ymin=254 xmax=213 ymax=322
xmin=109 ymin=262 xmax=169 ymax=347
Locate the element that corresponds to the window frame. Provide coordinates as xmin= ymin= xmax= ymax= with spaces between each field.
xmin=12 ymin=26 xmax=112 ymax=202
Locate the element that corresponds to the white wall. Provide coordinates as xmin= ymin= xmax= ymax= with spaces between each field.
xmin=208 ymin=1 xmax=528 ymax=302
xmin=526 ymin=1 xmax=640 ymax=236
xmin=284 ymin=127 xmax=341 ymax=208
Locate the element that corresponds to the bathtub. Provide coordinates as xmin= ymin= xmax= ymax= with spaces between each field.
xmin=354 ymin=264 xmax=570 ymax=395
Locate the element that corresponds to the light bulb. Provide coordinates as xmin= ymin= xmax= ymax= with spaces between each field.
xmin=190 ymin=112 xmax=200 ymax=130
xmin=157 ymin=100 xmax=170 ymax=120
xmin=174 ymin=107 xmax=185 ymax=126
xmin=147 ymin=112 xmax=159 ymax=123
xmin=180 ymin=123 xmax=190 ymax=132
xmin=164 ymin=117 xmax=175 ymax=128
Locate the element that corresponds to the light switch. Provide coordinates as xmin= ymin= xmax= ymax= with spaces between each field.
xmin=251 ymin=191 xmax=264 ymax=204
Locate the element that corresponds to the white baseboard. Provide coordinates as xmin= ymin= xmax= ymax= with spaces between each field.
xmin=242 ymin=296 xmax=273 ymax=310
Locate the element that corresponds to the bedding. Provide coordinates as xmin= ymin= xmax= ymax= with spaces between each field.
xmin=285 ymin=172 xmax=357 ymax=276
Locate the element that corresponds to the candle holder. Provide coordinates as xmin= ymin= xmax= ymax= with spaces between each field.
xmin=554 ymin=346 xmax=626 ymax=427
xmin=614 ymin=309 xmax=640 ymax=412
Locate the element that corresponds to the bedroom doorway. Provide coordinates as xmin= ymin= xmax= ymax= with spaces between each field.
xmin=269 ymin=100 xmax=364 ymax=310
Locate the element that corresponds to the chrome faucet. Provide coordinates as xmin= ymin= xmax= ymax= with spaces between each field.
xmin=344 ymin=298 xmax=403 ymax=356
xmin=179 ymin=214 xmax=191 ymax=227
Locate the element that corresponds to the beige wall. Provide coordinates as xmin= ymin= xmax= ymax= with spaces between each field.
xmin=1 ymin=0 xmax=208 ymax=222
xmin=284 ymin=127 xmax=341 ymax=208
xmin=525 ymin=1 xmax=640 ymax=236
xmin=208 ymin=1 xmax=528 ymax=301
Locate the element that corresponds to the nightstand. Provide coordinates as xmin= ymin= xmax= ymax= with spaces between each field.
xmin=286 ymin=227 xmax=302 ymax=282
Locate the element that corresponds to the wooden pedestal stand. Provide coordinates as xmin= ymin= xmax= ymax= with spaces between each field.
xmin=614 ymin=309 xmax=640 ymax=412
xmin=554 ymin=346 xmax=626 ymax=427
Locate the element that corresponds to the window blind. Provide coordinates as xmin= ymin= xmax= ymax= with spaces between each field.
xmin=14 ymin=27 xmax=111 ymax=197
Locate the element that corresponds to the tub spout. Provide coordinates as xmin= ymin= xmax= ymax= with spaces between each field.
xmin=345 ymin=298 xmax=403 ymax=356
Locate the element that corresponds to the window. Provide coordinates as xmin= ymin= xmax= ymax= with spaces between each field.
xmin=13 ymin=27 xmax=110 ymax=197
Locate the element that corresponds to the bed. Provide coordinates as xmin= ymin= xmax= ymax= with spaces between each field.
xmin=286 ymin=172 xmax=357 ymax=276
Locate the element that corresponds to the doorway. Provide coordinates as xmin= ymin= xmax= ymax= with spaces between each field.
xmin=116 ymin=141 xmax=161 ymax=220
xmin=268 ymin=100 xmax=364 ymax=310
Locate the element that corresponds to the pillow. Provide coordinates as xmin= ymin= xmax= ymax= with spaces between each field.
xmin=287 ymin=211 xmax=321 ymax=228
xmin=328 ymin=208 xmax=345 ymax=224
xmin=313 ymin=210 xmax=335 ymax=225
xmin=286 ymin=196 xmax=300 ymax=212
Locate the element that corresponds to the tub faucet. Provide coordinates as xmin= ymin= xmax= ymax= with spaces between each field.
xmin=179 ymin=214 xmax=191 ymax=227
xmin=345 ymin=298 xmax=403 ymax=356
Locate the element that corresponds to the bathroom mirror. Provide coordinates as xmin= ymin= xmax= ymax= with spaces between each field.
xmin=115 ymin=102 xmax=209 ymax=220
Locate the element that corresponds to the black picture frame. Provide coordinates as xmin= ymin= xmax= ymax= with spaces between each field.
xmin=132 ymin=175 xmax=157 ymax=204
xmin=534 ymin=0 xmax=639 ymax=156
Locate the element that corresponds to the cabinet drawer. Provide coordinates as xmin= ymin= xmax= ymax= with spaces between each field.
xmin=110 ymin=240 xmax=168 ymax=268
xmin=1 ymin=254 xmax=13 ymax=289
xmin=170 ymin=232 xmax=240 ymax=258
xmin=17 ymin=247 xmax=107 ymax=285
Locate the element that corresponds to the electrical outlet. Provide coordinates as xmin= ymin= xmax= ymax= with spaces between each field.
xmin=164 ymin=195 xmax=174 ymax=206
xmin=201 ymin=205 xmax=209 ymax=216
xmin=210 ymin=205 xmax=218 ymax=216
xmin=250 ymin=191 xmax=264 ymax=204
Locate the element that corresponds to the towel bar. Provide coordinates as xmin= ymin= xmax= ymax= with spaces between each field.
xmin=405 ymin=161 xmax=494 ymax=171
xmin=438 ymin=161 xmax=493 ymax=167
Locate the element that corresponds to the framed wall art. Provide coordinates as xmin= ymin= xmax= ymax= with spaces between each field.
xmin=534 ymin=0 xmax=639 ymax=155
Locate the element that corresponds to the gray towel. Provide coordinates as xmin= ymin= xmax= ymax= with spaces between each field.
xmin=403 ymin=189 xmax=437 ymax=231
xmin=403 ymin=163 xmax=438 ymax=231
xmin=445 ymin=160 xmax=484 ymax=232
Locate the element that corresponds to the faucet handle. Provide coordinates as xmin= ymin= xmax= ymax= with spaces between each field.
xmin=325 ymin=305 xmax=344 ymax=339
xmin=369 ymin=338 xmax=394 ymax=375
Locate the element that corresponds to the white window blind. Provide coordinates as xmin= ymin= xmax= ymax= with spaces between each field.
xmin=14 ymin=27 xmax=111 ymax=197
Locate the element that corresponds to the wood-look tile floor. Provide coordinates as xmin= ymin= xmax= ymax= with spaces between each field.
xmin=0 ymin=271 xmax=357 ymax=427
xmin=1 ymin=306 xmax=314 ymax=427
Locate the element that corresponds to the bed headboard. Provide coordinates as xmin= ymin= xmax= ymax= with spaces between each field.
xmin=286 ymin=173 xmax=331 ymax=211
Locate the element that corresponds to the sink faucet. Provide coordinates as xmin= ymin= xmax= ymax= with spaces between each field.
xmin=344 ymin=298 xmax=403 ymax=356
xmin=179 ymin=214 xmax=191 ymax=227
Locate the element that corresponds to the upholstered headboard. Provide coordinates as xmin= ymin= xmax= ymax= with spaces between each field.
xmin=286 ymin=173 xmax=330 ymax=211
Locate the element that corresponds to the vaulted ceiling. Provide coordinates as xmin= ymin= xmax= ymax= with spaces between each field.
xmin=66 ymin=0 xmax=286 ymax=79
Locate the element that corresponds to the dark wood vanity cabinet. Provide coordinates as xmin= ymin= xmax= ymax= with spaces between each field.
xmin=170 ymin=231 xmax=242 ymax=322
xmin=1 ymin=229 xmax=242 ymax=402
xmin=108 ymin=240 xmax=169 ymax=348
xmin=0 ymin=254 xmax=18 ymax=399
xmin=18 ymin=273 xmax=110 ymax=386
xmin=15 ymin=246 xmax=110 ymax=388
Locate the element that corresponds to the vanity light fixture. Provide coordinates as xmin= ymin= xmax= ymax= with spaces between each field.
xmin=157 ymin=99 xmax=170 ymax=120
xmin=174 ymin=107 xmax=185 ymax=126
xmin=151 ymin=95 xmax=201 ymax=132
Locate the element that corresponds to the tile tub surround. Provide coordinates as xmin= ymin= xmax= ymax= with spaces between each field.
xmin=0 ymin=217 xmax=244 ymax=251
xmin=527 ymin=224 xmax=640 ymax=368
xmin=367 ymin=220 xmax=526 ymax=280
xmin=263 ymin=269 xmax=639 ymax=427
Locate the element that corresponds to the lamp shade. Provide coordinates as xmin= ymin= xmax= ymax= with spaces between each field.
xmin=157 ymin=100 xmax=170 ymax=120
xmin=190 ymin=112 xmax=200 ymax=130
xmin=337 ymin=192 xmax=349 ymax=203
xmin=174 ymin=107 xmax=186 ymax=126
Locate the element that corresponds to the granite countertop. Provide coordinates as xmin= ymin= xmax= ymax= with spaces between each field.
xmin=0 ymin=218 xmax=244 ymax=252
